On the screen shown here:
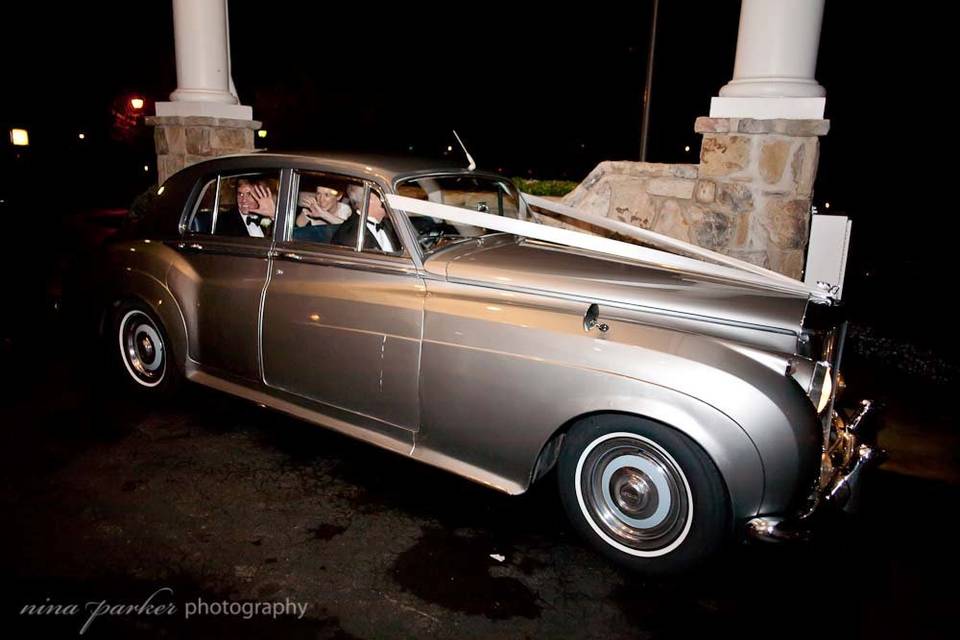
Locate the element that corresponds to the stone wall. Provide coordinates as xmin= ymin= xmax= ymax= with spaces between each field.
xmin=145 ymin=115 xmax=261 ymax=184
xmin=561 ymin=117 xmax=829 ymax=278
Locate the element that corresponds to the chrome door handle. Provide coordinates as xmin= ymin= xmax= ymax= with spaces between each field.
xmin=583 ymin=303 xmax=609 ymax=333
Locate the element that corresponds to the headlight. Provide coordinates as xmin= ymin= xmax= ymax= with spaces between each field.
xmin=809 ymin=361 xmax=833 ymax=414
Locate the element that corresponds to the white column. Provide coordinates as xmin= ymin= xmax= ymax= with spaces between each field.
xmin=156 ymin=0 xmax=252 ymax=119
xmin=710 ymin=0 xmax=827 ymax=120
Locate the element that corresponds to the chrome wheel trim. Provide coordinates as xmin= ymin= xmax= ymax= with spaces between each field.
xmin=118 ymin=310 xmax=165 ymax=388
xmin=574 ymin=431 xmax=693 ymax=557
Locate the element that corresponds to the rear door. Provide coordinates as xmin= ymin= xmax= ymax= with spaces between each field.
xmin=168 ymin=168 xmax=286 ymax=382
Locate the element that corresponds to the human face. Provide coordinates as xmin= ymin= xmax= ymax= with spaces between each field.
xmin=316 ymin=186 xmax=340 ymax=212
xmin=236 ymin=182 xmax=258 ymax=215
xmin=367 ymin=193 xmax=386 ymax=222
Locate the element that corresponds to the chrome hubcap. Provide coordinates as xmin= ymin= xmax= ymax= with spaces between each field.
xmin=611 ymin=467 xmax=655 ymax=517
xmin=119 ymin=310 xmax=165 ymax=387
xmin=578 ymin=435 xmax=691 ymax=553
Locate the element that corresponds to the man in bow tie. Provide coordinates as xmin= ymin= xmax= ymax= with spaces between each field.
xmin=218 ymin=178 xmax=277 ymax=238
xmin=332 ymin=191 xmax=400 ymax=253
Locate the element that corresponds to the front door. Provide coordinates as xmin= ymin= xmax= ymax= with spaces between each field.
xmin=261 ymin=173 xmax=424 ymax=431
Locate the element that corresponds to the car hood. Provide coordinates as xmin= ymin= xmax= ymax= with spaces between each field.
xmin=426 ymin=236 xmax=810 ymax=336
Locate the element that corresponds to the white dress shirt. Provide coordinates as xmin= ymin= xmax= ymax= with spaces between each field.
xmin=243 ymin=214 xmax=266 ymax=238
xmin=366 ymin=219 xmax=396 ymax=253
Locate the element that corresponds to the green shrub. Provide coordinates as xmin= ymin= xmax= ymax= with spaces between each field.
xmin=512 ymin=178 xmax=578 ymax=197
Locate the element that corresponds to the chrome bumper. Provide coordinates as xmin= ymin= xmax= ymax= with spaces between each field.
xmin=746 ymin=400 xmax=885 ymax=543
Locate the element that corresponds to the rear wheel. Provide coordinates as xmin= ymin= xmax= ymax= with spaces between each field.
xmin=557 ymin=415 xmax=729 ymax=574
xmin=110 ymin=301 xmax=180 ymax=394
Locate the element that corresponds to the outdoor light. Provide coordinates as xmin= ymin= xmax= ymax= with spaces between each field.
xmin=10 ymin=128 xmax=29 ymax=146
xmin=824 ymin=202 xmax=831 ymax=209
xmin=447 ymin=145 xmax=453 ymax=152
xmin=143 ymin=165 xmax=149 ymax=172
xmin=684 ymin=145 xmax=691 ymax=152
xmin=257 ymin=130 xmax=267 ymax=139
xmin=78 ymin=133 xmax=86 ymax=140
xmin=130 ymin=97 xmax=144 ymax=110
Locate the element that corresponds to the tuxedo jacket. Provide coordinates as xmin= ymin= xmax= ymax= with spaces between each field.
xmin=332 ymin=214 xmax=397 ymax=252
xmin=217 ymin=210 xmax=270 ymax=237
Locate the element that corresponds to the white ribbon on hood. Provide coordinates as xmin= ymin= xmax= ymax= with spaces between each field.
xmin=385 ymin=193 xmax=832 ymax=301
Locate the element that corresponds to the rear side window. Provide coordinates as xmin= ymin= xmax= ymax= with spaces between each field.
xmin=215 ymin=173 xmax=280 ymax=240
xmin=184 ymin=171 xmax=281 ymax=240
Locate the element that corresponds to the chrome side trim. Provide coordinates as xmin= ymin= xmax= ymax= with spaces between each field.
xmin=444 ymin=275 xmax=799 ymax=337
xmin=270 ymin=249 xmax=419 ymax=277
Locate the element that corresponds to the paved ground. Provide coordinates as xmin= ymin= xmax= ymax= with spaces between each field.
xmin=1 ymin=319 xmax=957 ymax=639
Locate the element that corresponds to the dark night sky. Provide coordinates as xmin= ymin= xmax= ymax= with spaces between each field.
xmin=1 ymin=2 xmax=952 ymax=339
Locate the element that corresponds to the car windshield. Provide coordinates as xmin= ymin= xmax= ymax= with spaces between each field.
xmin=395 ymin=174 xmax=526 ymax=254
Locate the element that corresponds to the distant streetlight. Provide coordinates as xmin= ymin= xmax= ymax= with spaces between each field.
xmin=257 ymin=130 xmax=268 ymax=139
xmin=143 ymin=165 xmax=149 ymax=172
xmin=10 ymin=128 xmax=29 ymax=146
xmin=447 ymin=145 xmax=453 ymax=152
xmin=130 ymin=97 xmax=145 ymax=110
xmin=824 ymin=202 xmax=831 ymax=209
xmin=78 ymin=133 xmax=86 ymax=140
xmin=684 ymin=145 xmax=691 ymax=152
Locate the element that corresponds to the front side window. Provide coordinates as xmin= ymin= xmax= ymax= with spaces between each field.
xmin=290 ymin=171 xmax=363 ymax=247
xmin=357 ymin=189 xmax=404 ymax=256
xmin=396 ymin=175 xmax=522 ymax=254
xmin=289 ymin=174 xmax=404 ymax=256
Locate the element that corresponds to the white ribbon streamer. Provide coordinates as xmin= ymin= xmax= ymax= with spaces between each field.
xmin=386 ymin=193 xmax=830 ymax=301
xmin=521 ymin=193 xmax=807 ymax=288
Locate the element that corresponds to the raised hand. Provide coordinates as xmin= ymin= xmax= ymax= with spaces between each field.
xmin=304 ymin=196 xmax=340 ymax=224
xmin=250 ymin=185 xmax=276 ymax=217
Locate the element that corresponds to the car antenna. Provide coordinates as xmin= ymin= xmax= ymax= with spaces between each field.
xmin=452 ymin=130 xmax=476 ymax=171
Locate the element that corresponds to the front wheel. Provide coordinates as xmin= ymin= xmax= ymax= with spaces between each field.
xmin=557 ymin=415 xmax=730 ymax=574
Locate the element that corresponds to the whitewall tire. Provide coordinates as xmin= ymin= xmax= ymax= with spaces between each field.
xmin=558 ymin=415 xmax=729 ymax=574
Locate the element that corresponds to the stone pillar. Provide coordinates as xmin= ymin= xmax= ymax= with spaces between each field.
xmin=562 ymin=117 xmax=829 ymax=279
xmin=710 ymin=0 xmax=827 ymax=119
xmin=146 ymin=116 xmax=261 ymax=184
xmin=693 ymin=117 xmax=828 ymax=278
xmin=562 ymin=1 xmax=833 ymax=279
xmin=148 ymin=0 xmax=258 ymax=183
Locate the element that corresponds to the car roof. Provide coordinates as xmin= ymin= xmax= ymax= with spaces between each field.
xmin=197 ymin=150 xmax=471 ymax=183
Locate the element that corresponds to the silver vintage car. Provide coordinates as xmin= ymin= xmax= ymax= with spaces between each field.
xmin=100 ymin=152 xmax=880 ymax=574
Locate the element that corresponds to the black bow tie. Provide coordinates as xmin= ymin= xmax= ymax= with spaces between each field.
xmin=245 ymin=215 xmax=259 ymax=226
